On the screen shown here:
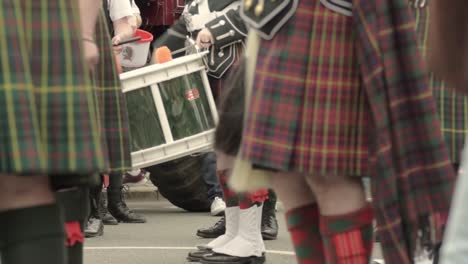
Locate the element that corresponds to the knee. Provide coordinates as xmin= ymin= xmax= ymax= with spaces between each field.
xmin=305 ymin=175 xmax=362 ymax=199
xmin=0 ymin=175 xmax=52 ymax=201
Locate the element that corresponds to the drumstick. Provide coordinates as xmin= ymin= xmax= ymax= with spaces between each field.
xmin=155 ymin=46 xmax=173 ymax=63
xmin=113 ymin=36 xmax=142 ymax=46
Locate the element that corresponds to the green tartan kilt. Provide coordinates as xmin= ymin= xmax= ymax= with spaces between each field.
xmin=414 ymin=7 xmax=468 ymax=163
xmin=0 ymin=0 xmax=108 ymax=175
xmin=92 ymin=11 xmax=131 ymax=174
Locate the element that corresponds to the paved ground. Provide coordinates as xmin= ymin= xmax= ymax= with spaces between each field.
xmin=84 ymin=196 xmax=384 ymax=264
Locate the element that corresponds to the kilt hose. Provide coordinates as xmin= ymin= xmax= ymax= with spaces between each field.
xmin=93 ymin=11 xmax=131 ymax=175
xmin=413 ymin=6 xmax=468 ymax=164
xmin=0 ymin=0 xmax=107 ymax=176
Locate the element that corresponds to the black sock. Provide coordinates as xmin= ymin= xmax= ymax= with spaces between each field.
xmin=108 ymin=172 xmax=123 ymax=190
xmin=0 ymin=204 xmax=66 ymax=264
xmin=56 ymin=187 xmax=89 ymax=264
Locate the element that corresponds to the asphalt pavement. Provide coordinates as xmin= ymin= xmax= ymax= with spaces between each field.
xmin=84 ymin=197 xmax=384 ymax=264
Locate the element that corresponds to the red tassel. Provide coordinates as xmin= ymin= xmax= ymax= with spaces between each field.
xmin=65 ymin=221 xmax=84 ymax=247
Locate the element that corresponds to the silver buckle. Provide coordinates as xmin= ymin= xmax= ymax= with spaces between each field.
xmin=409 ymin=0 xmax=427 ymax=8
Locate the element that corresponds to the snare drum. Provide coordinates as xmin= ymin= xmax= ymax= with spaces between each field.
xmin=120 ymin=52 xmax=218 ymax=168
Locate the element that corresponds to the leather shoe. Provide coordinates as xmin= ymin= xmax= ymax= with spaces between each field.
xmin=201 ymin=253 xmax=266 ymax=264
xmin=187 ymin=248 xmax=212 ymax=262
xmin=107 ymin=187 xmax=147 ymax=223
xmin=261 ymin=214 xmax=278 ymax=240
xmin=197 ymin=216 xmax=226 ymax=238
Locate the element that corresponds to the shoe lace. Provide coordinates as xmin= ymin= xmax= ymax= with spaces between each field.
xmin=214 ymin=216 xmax=225 ymax=227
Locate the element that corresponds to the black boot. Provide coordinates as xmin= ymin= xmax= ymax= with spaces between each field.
xmin=85 ymin=184 xmax=104 ymax=237
xmin=261 ymin=189 xmax=278 ymax=240
xmin=99 ymin=191 xmax=118 ymax=225
xmin=196 ymin=216 xmax=226 ymax=238
xmin=107 ymin=187 xmax=146 ymax=223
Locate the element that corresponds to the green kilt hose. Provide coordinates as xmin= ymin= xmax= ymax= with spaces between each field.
xmin=239 ymin=0 xmax=455 ymax=262
xmin=93 ymin=11 xmax=131 ymax=174
xmin=0 ymin=0 xmax=107 ymax=176
xmin=413 ymin=6 xmax=468 ymax=164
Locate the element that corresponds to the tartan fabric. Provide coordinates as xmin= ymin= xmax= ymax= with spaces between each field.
xmin=286 ymin=204 xmax=325 ymax=264
xmin=353 ymin=0 xmax=455 ymax=262
xmin=413 ymin=7 xmax=468 ymax=163
xmin=93 ymin=12 xmax=131 ymax=174
xmin=240 ymin=0 xmax=370 ymax=175
xmin=239 ymin=0 xmax=455 ymax=262
xmin=319 ymin=205 xmax=373 ymax=264
xmin=0 ymin=0 xmax=107 ymax=174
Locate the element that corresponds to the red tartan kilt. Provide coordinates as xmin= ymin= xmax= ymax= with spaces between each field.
xmin=241 ymin=0 xmax=370 ymax=177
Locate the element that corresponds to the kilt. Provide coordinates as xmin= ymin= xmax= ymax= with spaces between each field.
xmin=93 ymin=12 xmax=131 ymax=174
xmin=240 ymin=0 xmax=370 ymax=176
xmin=413 ymin=7 xmax=468 ymax=163
xmin=0 ymin=0 xmax=107 ymax=175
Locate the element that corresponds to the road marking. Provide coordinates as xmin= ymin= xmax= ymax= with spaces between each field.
xmin=84 ymin=247 xmax=295 ymax=256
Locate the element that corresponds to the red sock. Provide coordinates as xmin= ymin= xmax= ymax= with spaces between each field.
xmin=286 ymin=204 xmax=325 ymax=264
xmin=320 ymin=204 xmax=374 ymax=264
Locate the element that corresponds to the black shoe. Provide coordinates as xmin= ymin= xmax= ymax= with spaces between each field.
xmin=84 ymin=217 xmax=104 ymax=238
xmin=261 ymin=190 xmax=278 ymax=240
xmin=197 ymin=216 xmax=226 ymax=238
xmin=98 ymin=192 xmax=118 ymax=225
xmin=187 ymin=249 xmax=212 ymax=262
xmin=107 ymin=187 xmax=147 ymax=223
xmin=102 ymin=211 xmax=119 ymax=225
xmin=261 ymin=214 xmax=278 ymax=240
xmin=201 ymin=253 xmax=266 ymax=264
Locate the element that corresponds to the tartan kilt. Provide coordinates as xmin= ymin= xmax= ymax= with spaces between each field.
xmin=0 ymin=0 xmax=107 ymax=175
xmin=240 ymin=0 xmax=370 ymax=176
xmin=413 ymin=7 xmax=468 ymax=164
xmin=92 ymin=12 xmax=132 ymax=174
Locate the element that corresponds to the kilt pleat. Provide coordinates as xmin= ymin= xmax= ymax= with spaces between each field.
xmin=413 ymin=7 xmax=468 ymax=163
xmin=241 ymin=0 xmax=369 ymax=175
xmin=93 ymin=12 xmax=131 ymax=174
xmin=0 ymin=0 xmax=107 ymax=174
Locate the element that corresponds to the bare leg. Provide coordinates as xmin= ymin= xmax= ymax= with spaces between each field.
xmin=0 ymin=175 xmax=54 ymax=210
xmin=271 ymin=172 xmax=316 ymax=210
xmin=305 ymin=174 xmax=366 ymax=216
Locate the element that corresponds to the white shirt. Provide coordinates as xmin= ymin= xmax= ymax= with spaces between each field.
xmin=108 ymin=0 xmax=140 ymax=22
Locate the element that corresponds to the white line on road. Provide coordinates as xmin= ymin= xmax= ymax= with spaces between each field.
xmin=84 ymin=247 xmax=295 ymax=256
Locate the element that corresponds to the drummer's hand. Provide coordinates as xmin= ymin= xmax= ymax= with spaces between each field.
xmin=82 ymin=38 xmax=99 ymax=71
xmin=196 ymin=28 xmax=214 ymax=49
xmin=112 ymin=35 xmax=124 ymax=53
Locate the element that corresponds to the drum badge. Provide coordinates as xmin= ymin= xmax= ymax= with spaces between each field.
xmin=122 ymin=46 xmax=134 ymax=61
xmin=185 ymin=88 xmax=200 ymax=101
